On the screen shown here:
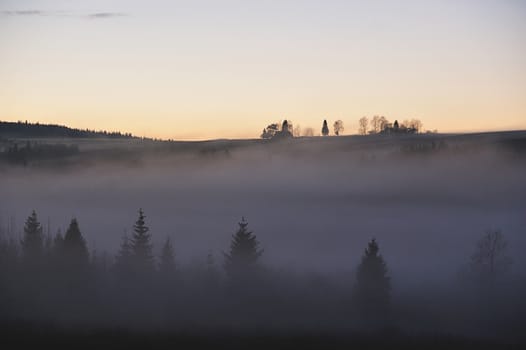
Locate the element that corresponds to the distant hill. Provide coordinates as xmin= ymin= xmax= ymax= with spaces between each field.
xmin=0 ymin=120 xmax=135 ymax=139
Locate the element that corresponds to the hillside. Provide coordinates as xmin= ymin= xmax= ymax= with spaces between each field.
xmin=1 ymin=120 xmax=525 ymax=169
xmin=0 ymin=120 xmax=135 ymax=139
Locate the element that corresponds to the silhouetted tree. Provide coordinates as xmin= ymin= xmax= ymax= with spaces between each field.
xmin=393 ymin=120 xmax=399 ymax=130
xmin=20 ymin=210 xmax=43 ymax=263
xmin=405 ymin=119 xmax=422 ymax=133
xmin=470 ymin=229 xmax=512 ymax=286
xmin=303 ymin=127 xmax=315 ymax=137
xmin=224 ymin=217 xmax=263 ymax=281
xmin=358 ymin=117 xmax=368 ymax=135
xmin=62 ymin=218 xmax=89 ymax=269
xmin=293 ymin=124 xmax=301 ymax=137
xmin=260 ymin=123 xmax=280 ymax=139
xmin=353 ymin=238 xmax=390 ymax=315
xmin=130 ymin=209 xmax=154 ymax=272
xmin=378 ymin=116 xmax=389 ymax=131
xmin=333 ymin=120 xmax=344 ymax=136
xmin=321 ymin=120 xmax=329 ymax=136
xmin=159 ymin=237 xmax=176 ymax=275
xmin=370 ymin=115 xmax=380 ymax=133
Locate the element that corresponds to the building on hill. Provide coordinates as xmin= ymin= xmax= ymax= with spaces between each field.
xmin=380 ymin=120 xmax=417 ymax=135
xmin=261 ymin=120 xmax=293 ymax=140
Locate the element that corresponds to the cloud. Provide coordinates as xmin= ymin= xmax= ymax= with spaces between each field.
xmin=1 ymin=10 xmax=127 ymax=19
xmin=2 ymin=10 xmax=42 ymax=16
xmin=87 ymin=12 xmax=127 ymax=19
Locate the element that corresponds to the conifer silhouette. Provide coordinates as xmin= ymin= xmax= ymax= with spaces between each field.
xmin=130 ymin=209 xmax=154 ymax=272
xmin=224 ymin=217 xmax=263 ymax=280
xmin=322 ymin=120 xmax=329 ymax=136
xmin=62 ymin=218 xmax=89 ymax=268
xmin=21 ymin=210 xmax=43 ymax=263
xmin=354 ymin=238 xmax=391 ymax=315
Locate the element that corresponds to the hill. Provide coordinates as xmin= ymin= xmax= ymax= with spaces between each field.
xmin=0 ymin=120 xmax=135 ymax=139
xmin=1 ymin=120 xmax=525 ymax=169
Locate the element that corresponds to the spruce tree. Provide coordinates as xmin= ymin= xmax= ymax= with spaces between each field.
xmin=353 ymin=238 xmax=390 ymax=315
xmin=322 ymin=119 xmax=329 ymax=136
xmin=62 ymin=218 xmax=89 ymax=268
xmin=130 ymin=209 xmax=154 ymax=272
xmin=224 ymin=217 xmax=263 ymax=280
xmin=159 ymin=237 xmax=176 ymax=275
xmin=20 ymin=210 xmax=43 ymax=263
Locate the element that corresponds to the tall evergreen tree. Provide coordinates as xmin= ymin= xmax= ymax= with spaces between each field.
xmin=62 ymin=218 xmax=89 ymax=268
xmin=322 ymin=119 xmax=329 ymax=136
xmin=130 ymin=209 xmax=154 ymax=272
xmin=224 ymin=217 xmax=263 ymax=280
xmin=353 ymin=238 xmax=391 ymax=315
xmin=20 ymin=210 xmax=43 ymax=263
xmin=159 ymin=236 xmax=176 ymax=275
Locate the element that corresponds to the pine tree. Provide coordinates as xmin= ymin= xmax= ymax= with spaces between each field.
xmin=353 ymin=238 xmax=390 ymax=315
xmin=224 ymin=217 xmax=263 ymax=280
xmin=62 ymin=218 xmax=89 ymax=268
xmin=130 ymin=209 xmax=154 ymax=272
xmin=159 ymin=236 xmax=176 ymax=275
xmin=321 ymin=119 xmax=329 ymax=136
xmin=20 ymin=210 xmax=43 ymax=263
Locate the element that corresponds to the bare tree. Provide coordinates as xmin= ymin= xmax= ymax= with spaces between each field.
xmin=370 ymin=116 xmax=380 ymax=134
xmin=293 ymin=124 xmax=301 ymax=137
xmin=401 ymin=119 xmax=423 ymax=133
xmin=470 ymin=229 xmax=512 ymax=285
xmin=378 ymin=116 xmax=389 ymax=132
xmin=333 ymin=120 xmax=344 ymax=136
xmin=303 ymin=127 xmax=314 ymax=137
xmin=358 ymin=117 xmax=368 ymax=135
xmin=409 ymin=119 xmax=423 ymax=133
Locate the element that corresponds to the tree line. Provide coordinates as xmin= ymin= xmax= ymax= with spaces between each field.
xmin=261 ymin=119 xmax=345 ymax=139
xmin=0 ymin=209 xmax=515 ymax=329
xmin=358 ymin=116 xmax=423 ymax=135
xmin=260 ymin=116 xmax=427 ymax=139
xmin=0 ymin=120 xmax=134 ymax=139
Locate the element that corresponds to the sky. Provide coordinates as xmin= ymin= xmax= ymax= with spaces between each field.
xmin=0 ymin=0 xmax=525 ymax=140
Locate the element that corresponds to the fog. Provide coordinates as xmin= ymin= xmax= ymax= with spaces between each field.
xmin=1 ymin=133 xmax=525 ymax=342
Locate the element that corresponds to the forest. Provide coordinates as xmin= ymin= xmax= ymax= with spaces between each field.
xmin=0 ymin=208 xmax=523 ymax=345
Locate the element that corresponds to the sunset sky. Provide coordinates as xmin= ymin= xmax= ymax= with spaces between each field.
xmin=1 ymin=0 xmax=525 ymax=140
